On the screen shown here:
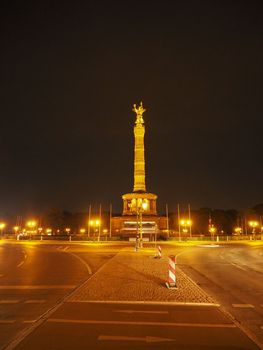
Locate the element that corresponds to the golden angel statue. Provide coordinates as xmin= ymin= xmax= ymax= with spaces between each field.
xmin=133 ymin=102 xmax=146 ymax=124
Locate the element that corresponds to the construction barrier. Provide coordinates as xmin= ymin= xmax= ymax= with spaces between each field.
xmin=155 ymin=245 xmax=162 ymax=258
xmin=158 ymin=245 xmax=162 ymax=258
xmin=166 ymin=255 xmax=177 ymax=289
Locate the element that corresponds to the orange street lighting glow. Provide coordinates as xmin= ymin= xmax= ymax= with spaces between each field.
xmin=0 ymin=223 xmax=6 ymax=229
xmin=80 ymin=228 xmax=86 ymax=233
xmin=249 ymin=221 xmax=259 ymax=227
xmin=27 ymin=220 xmax=37 ymax=227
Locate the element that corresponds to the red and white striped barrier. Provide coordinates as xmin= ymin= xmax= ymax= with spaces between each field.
xmin=166 ymin=255 xmax=177 ymax=289
xmin=157 ymin=245 xmax=162 ymax=258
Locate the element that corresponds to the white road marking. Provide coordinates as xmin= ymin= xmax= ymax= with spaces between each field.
xmin=22 ymin=320 xmax=37 ymax=324
xmin=64 ymin=252 xmax=92 ymax=274
xmin=48 ymin=318 xmax=236 ymax=328
xmin=0 ymin=300 xmax=20 ymax=304
xmin=0 ymin=285 xmax=76 ymax=290
xmin=67 ymin=300 xmax=220 ymax=307
xmin=16 ymin=260 xmax=25 ymax=268
xmin=63 ymin=246 xmax=69 ymax=251
xmin=230 ymin=262 xmax=247 ymax=271
xmin=24 ymin=300 xmax=46 ymax=304
xmin=232 ymin=304 xmax=254 ymax=308
xmin=0 ymin=320 xmax=16 ymax=324
xmin=114 ymin=309 xmax=168 ymax=315
xmin=98 ymin=335 xmax=175 ymax=342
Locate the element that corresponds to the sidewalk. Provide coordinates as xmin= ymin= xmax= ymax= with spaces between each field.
xmin=68 ymin=247 xmax=215 ymax=304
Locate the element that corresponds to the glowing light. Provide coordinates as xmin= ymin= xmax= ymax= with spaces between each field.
xmin=79 ymin=228 xmax=86 ymax=234
xmin=65 ymin=228 xmax=71 ymax=233
xmin=142 ymin=202 xmax=148 ymax=210
xmin=13 ymin=226 xmax=19 ymax=232
xmin=46 ymin=228 xmax=52 ymax=234
xmin=0 ymin=223 xmax=6 ymax=229
xmin=249 ymin=221 xmax=259 ymax=227
xmin=209 ymin=226 xmax=216 ymax=233
xmin=27 ymin=220 xmax=37 ymax=228
xmin=180 ymin=219 xmax=192 ymax=226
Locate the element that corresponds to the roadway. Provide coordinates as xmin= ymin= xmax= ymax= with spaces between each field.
xmin=0 ymin=240 xmax=262 ymax=349
xmin=176 ymin=242 xmax=263 ymax=348
xmin=0 ymin=241 xmax=117 ymax=349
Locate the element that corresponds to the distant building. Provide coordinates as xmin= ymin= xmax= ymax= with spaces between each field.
xmin=111 ymin=102 xmax=167 ymax=239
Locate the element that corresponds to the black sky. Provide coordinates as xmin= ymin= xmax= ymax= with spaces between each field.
xmin=1 ymin=1 xmax=263 ymax=216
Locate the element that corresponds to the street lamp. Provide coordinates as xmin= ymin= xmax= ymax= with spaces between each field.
xmin=95 ymin=220 xmax=101 ymax=241
xmin=46 ymin=228 xmax=52 ymax=235
xmin=26 ymin=220 xmax=37 ymax=237
xmin=89 ymin=219 xmax=101 ymax=241
xmin=209 ymin=225 xmax=216 ymax=241
xmin=0 ymin=222 xmax=6 ymax=238
xmin=249 ymin=221 xmax=258 ymax=238
xmin=137 ymin=200 xmax=148 ymax=248
xmin=180 ymin=219 xmax=192 ymax=236
xmin=234 ymin=227 xmax=242 ymax=235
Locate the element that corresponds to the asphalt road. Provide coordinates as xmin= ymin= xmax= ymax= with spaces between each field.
xmin=0 ymin=241 xmax=117 ymax=349
xmin=176 ymin=242 xmax=263 ymax=348
xmin=0 ymin=241 xmax=262 ymax=349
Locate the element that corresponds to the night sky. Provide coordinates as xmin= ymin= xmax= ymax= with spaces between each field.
xmin=1 ymin=1 xmax=263 ymax=217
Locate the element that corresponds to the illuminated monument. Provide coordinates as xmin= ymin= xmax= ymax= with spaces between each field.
xmin=112 ymin=103 xmax=166 ymax=238
xmin=122 ymin=102 xmax=157 ymax=216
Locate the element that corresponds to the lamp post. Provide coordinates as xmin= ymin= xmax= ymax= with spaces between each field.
xmin=0 ymin=222 xmax=6 ymax=238
xmin=180 ymin=219 xmax=192 ymax=238
xmin=89 ymin=219 xmax=101 ymax=241
xmin=209 ymin=225 xmax=216 ymax=241
xmin=137 ymin=200 xmax=148 ymax=248
xmin=26 ymin=220 xmax=37 ymax=239
xmin=95 ymin=219 xmax=101 ymax=241
xmin=234 ymin=227 xmax=242 ymax=236
xmin=249 ymin=221 xmax=258 ymax=239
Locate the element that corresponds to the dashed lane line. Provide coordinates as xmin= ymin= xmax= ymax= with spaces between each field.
xmin=0 ymin=300 xmax=20 ymax=304
xmin=232 ymin=304 xmax=255 ymax=308
xmin=48 ymin=318 xmax=236 ymax=328
xmin=24 ymin=300 xmax=46 ymax=304
xmin=0 ymin=285 xmax=76 ymax=290
xmin=114 ymin=310 xmax=169 ymax=315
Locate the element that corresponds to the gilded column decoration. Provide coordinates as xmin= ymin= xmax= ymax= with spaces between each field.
xmin=133 ymin=102 xmax=146 ymax=192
